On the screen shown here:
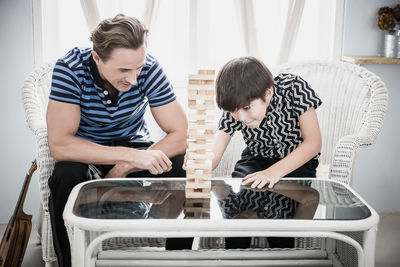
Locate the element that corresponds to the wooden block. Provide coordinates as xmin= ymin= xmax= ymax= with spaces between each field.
xmin=187 ymin=133 xmax=214 ymax=140
xmin=188 ymin=93 xmax=214 ymax=100
xmin=198 ymin=89 xmax=215 ymax=95
xmin=187 ymin=173 xmax=212 ymax=179
xmin=186 ymin=179 xmax=211 ymax=187
xmin=186 ymin=162 xmax=212 ymax=169
xmin=198 ymin=70 xmax=215 ymax=75
xmin=185 ymin=198 xmax=210 ymax=208
xmin=184 ymin=208 xmax=210 ymax=219
xmin=188 ymin=74 xmax=215 ymax=81
xmin=188 ymin=103 xmax=215 ymax=110
xmin=188 ymin=114 xmax=215 ymax=121
xmin=186 ymin=168 xmax=196 ymax=174
xmin=189 ymin=123 xmax=215 ymax=130
xmin=187 ymin=152 xmax=214 ymax=160
xmin=188 ymin=89 xmax=198 ymax=95
xmin=187 ymin=84 xmax=215 ymax=91
xmin=188 ymin=143 xmax=213 ymax=150
xmin=185 ymin=168 xmax=212 ymax=175
xmin=187 ymin=139 xmax=212 ymax=145
xmin=185 ymin=188 xmax=211 ymax=198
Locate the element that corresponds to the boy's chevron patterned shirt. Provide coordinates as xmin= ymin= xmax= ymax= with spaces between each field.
xmin=218 ymin=73 xmax=322 ymax=159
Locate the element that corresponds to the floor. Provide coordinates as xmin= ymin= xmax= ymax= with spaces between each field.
xmin=1 ymin=212 xmax=399 ymax=266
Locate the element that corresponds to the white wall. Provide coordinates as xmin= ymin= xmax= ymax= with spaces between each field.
xmin=343 ymin=0 xmax=400 ymax=212
xmin=0 ymin=0 xmax=38 ymax=223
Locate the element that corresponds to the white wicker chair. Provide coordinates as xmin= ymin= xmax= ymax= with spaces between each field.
xmin=209 ymin=60 xmax=388 ymax=266
xmin=214 ymin=60 xmax=388 ymax=185
xmin=22 ymin=61 xmax=57 ymax=266
xmin=20 ymin=62 xmax=165 ymax=265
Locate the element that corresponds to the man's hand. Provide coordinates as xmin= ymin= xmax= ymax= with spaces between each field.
xmin=242 ymin=168 xmax=282 ymax=189
xmin=182 ymin=150 xmax=188 ymax=170
xmin=105 ymin=162 xmax=133 ymax=178
xmin=128 ymin=149 xmax=172 ymax=175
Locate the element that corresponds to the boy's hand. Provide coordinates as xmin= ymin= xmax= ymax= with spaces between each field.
xmin=242 ymin=169 xmax=282 ymax=189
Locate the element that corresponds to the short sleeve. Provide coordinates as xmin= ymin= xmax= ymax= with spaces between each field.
xmin=290 ymin=75 xmax=322 ymax=116
xmin=49 ymin=59 xmax=81 ymax=104
xmin=217 ymin=190 xmax=240 ymax=219
xmin=218 ymin=111 xmax=243 ymax=136
xmin=142 ymin=59 xmax=176 ymax=107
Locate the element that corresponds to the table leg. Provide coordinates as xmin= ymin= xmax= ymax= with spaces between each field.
xmin=71 ymin=227 xmax=86 ymax=267
xmin=363 ymin=226 xmax=377 ymax=267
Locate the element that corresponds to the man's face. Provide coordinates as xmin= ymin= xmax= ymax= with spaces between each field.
xmin=231 ymin=88 xmax=273 ymax=128
xmin=93 ymin=45 xmax=146 ymax=92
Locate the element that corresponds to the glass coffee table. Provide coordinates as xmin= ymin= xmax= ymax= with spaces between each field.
xmin=63 ymin=178 xmax=378 ymax=267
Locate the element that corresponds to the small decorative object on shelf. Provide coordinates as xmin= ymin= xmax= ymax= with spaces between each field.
xmin=377 ymin=4 xmax=400 ymax=58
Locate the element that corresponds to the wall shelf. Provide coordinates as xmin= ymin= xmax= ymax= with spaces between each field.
xmin=341 ymin=56 xmax=400 ymax=65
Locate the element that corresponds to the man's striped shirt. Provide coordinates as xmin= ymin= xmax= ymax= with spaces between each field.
xmin=50 ymin=47 xmax=176 ymax=143
xmin=218 ymin=73 xmax=322 ymax=159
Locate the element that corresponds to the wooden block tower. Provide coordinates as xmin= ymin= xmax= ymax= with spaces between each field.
xmin=184 ymin=198 xmax=210 ymax=219
xmin=185 ymin=70 xmax=216 ymax=198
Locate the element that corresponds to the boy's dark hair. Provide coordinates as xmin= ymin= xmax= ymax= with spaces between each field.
xmin=90 ymin=14 xmax=148 ymax=62
xmin=215 ymin=57 xmax=274 ymax=112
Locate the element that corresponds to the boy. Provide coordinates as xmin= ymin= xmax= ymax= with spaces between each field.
xmin=212 ymin=57 xmax=322 ymax=248
xmin=213 ymin=57 xmax=322 ymax=188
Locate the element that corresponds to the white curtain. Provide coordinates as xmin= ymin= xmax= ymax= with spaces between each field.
xmin=234 ymin=0 xmax=259 ymax=57
xmin=143 ymin=0 xmax=160 ymax=30
xmin=36 ymin=0 xmax=343 ymax=76
xmin=80 ymin=0 xmax=100 ymax=31
xmin=276 ymin=0 xmax=306 ymax=65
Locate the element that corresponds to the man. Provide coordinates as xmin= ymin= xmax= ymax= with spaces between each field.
xmin=47 ymin=14 xmax=188 ymax=267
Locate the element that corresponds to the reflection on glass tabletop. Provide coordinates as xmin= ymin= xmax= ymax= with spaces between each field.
xmin=73 ymin=178 xmax=371 ymax=221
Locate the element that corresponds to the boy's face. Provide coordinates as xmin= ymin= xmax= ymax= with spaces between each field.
xmin=93 ymin=45 xmax=146 ymax=92
xmin=231 ymin=87 xmax=273 ymax=128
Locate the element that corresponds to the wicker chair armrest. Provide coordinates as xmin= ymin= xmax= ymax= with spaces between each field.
xmin=329 ymin=132 xmax=373 ymax=185
xmin=34 ymin=127 xmax=55 ymax=212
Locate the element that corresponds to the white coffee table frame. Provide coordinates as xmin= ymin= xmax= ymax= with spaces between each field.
xmin=63 ymin=178 xmax=379 ymax=267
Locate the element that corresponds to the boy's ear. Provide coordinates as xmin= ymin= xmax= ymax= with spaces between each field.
xmin=265 ymin=86 xmax=273 ymax=98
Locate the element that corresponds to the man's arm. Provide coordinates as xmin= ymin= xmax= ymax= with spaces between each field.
xmin=47 ymin=99 xmax=171 ymax=174
xmin=149 ymin=99 xmax=188 ymax=157
xmin=105 ymin=99 xmax=187 ymax=177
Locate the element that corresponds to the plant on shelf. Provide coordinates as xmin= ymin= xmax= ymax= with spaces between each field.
xmin=377 ymin=4 xmax=400 ymax=31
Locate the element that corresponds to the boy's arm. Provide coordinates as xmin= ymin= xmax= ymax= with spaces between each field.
xmin=212 ymin=130 xmax=232 ymax=170
xmin=242 ymin=107 xmax=321 ymax=188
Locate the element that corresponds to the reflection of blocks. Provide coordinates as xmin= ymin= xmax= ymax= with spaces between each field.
xmin=184 ymin=198 xmax=211 ymax=219
xmin=185 ymin=70 xmax=215 ymax=198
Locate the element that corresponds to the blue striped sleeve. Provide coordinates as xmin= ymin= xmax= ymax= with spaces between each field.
xmin=49 ymin=59 xmax=81 ymax=104
xmin=142 ymin=59 xmax=176 ymax=107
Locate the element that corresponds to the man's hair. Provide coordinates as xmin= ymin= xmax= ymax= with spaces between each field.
xmin=90 ymin=14 xmax=148 ymax=61
xmin=215 ymin=57 xmax=274 ymax=112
